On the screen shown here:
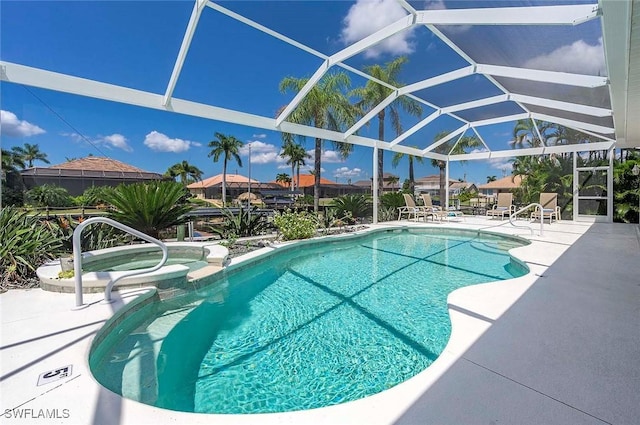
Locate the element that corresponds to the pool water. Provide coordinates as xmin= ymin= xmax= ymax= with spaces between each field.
xmin=90 ymin=229 xmax=527 ymax=414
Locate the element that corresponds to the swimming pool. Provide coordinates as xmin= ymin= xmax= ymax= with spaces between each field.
xmin=89 ymin=228 xmax=528 ymax=414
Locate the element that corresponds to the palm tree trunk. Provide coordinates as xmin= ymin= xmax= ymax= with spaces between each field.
xmin=409 ymin=157 xmax=415 ymax=194
xmin=222 ymin=158 xmax=227 ymax=207
xmin=377 ymin=110 xmax=385 ymax=201
xmin=291 ymin=164 xmax=295 ymax=192
xmin=314 ymin=137 xmax=321 ymax=213
xmin=439 ymin=162 xmax=446 ymax=207
xmin=296 ymin=165 xmax=301 ymax=196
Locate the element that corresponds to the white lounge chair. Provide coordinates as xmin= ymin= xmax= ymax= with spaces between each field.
xmin=531 ymin=192 xmax=561 ymax=223
xmin=486 ymin=193 xmax=515 ymax=220
xmin=398 ymin=194 xmax=431 ymax=221
xmin=421 ymin=193 xmax=463 ymax=222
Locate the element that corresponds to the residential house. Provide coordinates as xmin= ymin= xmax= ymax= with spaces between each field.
xmin=187 ymin=174 xmax=281 ymax=201
xmin=477 ymin=175 xmax=522 ymax=199
xmin=274 ymin=174 xmax=368 ymax=198
xmin=20 ymin=156 xmax=163 ymax=196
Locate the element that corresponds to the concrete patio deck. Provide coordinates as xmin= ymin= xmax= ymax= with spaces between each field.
xmin=1 ymin=218 xmax=638 ymax=425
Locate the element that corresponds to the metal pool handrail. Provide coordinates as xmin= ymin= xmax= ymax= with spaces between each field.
xmin=480 ymin=203 xmax=544 ymax=236
xmin=72 ymin=217 xmax=168 ymax=309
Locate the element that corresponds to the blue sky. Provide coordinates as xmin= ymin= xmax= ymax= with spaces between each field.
xmin=1 ymin=0 xmax=606 ymax=186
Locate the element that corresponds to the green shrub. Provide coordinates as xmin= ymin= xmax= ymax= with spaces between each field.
xmin=53 ymin=216 xmax=130 ymax=254
xmin=25 ymin=184 xmax=73 ymax=208
xmin=0 ymin=207 xmax=62 ymax=288
xmin=103 ymin=181 xmax=195 ymax=239
xmin=210 ymin=206 xmax=271 ymax=238
xmin=273 ymin=209 xmax=318 ymax=240
xmin=380 ymin=192 xmax=405 ymax=210
xmin=331 ymin=194 xmax=371 ymax=223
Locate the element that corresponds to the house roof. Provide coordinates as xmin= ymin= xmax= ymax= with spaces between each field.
xmin=415 ymin=175 xmax=440 ymax=183
xmin=450 ymin=181 xmax=476 ymax=190
xmin=273 ymin=174 xmax=336 ymax=188
xmin=20 ymin=156 xmax=162 ymax=179
xmin=187 ymin=173 xmax=259 ymax=189
xmin=477 ymin=175 xmax=523 ymax=190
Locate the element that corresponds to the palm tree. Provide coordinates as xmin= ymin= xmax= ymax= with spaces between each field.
xmin=391 ymin=149 xmax=424 ymax=194
xmin=208 ymin=132 xmax=243 ymax=207
xmin=350 ymin=57 xmax=422 ymax=201
xmin=165 ymin=160 xmax=203 ymax=185
xmin=275 ymin=173 xmax=292 ymax=188
xmin=430 ymin=131 xmax=481 ymax=205
xmin=1 ymin=148 xmax=25 ymax=174
xmin=281 ymin=142 xmax=310 ymax=192
xmin=487 ymin=176 xmax=497 ymax=183
xmin=11 ymin=143 xmax=49 ymax=168
xmin=279 ymin=72 xmax=358 ymax=212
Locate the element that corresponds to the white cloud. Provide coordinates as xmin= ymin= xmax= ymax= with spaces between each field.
xmin=341 ymin=0 xmax=415 ymax=59
xmin=333 ymin=167 xmax=362 ymax=178
xmin=489 ymin=158 xmax=512 ymax=171
xmin=306 ymin=149 xmax=346 ymax=164
xmin=423 ymin=0 xmax=471 ymax=34
xmin=523 ymin=37 xmax=606 ymax=75
xmin=143 ymin=131 xmax=197 ymax=153
xmin=100 ymin=134 xmax=132 ymax=152
xmin=240 ymin=141 xmax=287 ymax=165
xmin=1 ymin=110 xmax=45 ymax=137
xmin=252 ymin=133 xmax=267 ymax=139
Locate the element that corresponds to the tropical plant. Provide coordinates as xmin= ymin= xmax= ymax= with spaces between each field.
xmin=377 ymin=206 xmax=397 ymax=222
xmin=281 ymin=142 xmax=310 ymax=191
xmin=11 ymin=143 xmax=49 ymax=168
xmin=275 ymin=173 xmax=292 ymax=188
xmin=279 ymin=72 xmax=358 ymax=212
xmin=331 ymin=194 xmax=371 ymax=223
xmin=350 ymin=57 xmax=422 ymax=201
xmin=209 ymin=206 xmax=271 ymax=238
xmin=430 ymin=132 xmax=481 ymax=204
xmin=487 ymin=175 xmax=497 ymax=183
xmin=273 ymin=209 xmax=318 ymax=240
xmin=0 ymin=207 xmax=62 ymax=288
xmin=53 ymin=216 xmax=130 ymax=254
xmin=208 ymin=132 xmax=243 ymax=206
xmin=102 ymin=181 xmax=195 ymax=239
xmin=392 ymin=149 xmax=424 ymax=194
xmin=2 ymin=148 xmax=26 ymax=173
xmin=165 ymin=160 xmax=204 ymax=185
xmin=613 ymin=154 xmax=640 ymax=223
xmin=380 ymin=191 xmax=405 ymax=210
xmin=25 ymin=184 xmax=74 ymax=208
xmin=81 ymin=186 xmax=111 ymax=206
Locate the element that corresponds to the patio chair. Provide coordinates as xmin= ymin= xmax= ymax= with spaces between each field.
xmin=530 ymin=192 xmax=561 ymax=223
xmin=486 ymin=192 xmax=515 ymax=220
xmin=421 ymin=193 xmax=464 ymax=222
xmin=398 ymin=194 xmax=431 ymax=221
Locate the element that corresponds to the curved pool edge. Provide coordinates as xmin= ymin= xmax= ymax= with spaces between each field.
xmin=86 ymin=223 xmax=540 ymax=425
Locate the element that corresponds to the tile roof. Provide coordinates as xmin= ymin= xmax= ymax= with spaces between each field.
xmin=49 ymin=157 xmax=154 ymax=173
xmin=187 ymin=174 xmax=259 ymax=189
xmin=272 ymin=174 xmax=337 ymax=188
xmin=477 ymin=175 xmax=523 ymax=190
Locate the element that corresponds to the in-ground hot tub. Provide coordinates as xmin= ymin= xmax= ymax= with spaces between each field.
xmin=37 ymin=242 xmax=229 ymax=293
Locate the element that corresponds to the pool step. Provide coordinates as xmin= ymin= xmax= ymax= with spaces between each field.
xmin=187 ymin=265 xmax=223 ymax=282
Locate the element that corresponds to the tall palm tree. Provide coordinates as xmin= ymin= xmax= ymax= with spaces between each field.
xmin=511 ymin=119 xmax=553 ymax=149
xmin=487 ymin=175 xmax=497 ymax=183
xmin=208 ymin=132 xmax=243 ymax=207
xmin=350 ymin=57 xmax=422 ymax=201
xmin=430 ymin=131 xmax=481 ymax=205
xmin=165 ymin=160 xmax=203 ymax=185
xmin=1 ymin=148 xmax=25 ymax=174
xmin=391 ymin=148 xmax=424 ymax=194
xmin=11 ymin=143 xmax=49 ymax=168
xmin=275 ymin=173 xmax=291 ymax=188
xmin=281 ymin=142 xmax=310 ymax=192
xmin=279 ymin=72 xmax=358 ymax=212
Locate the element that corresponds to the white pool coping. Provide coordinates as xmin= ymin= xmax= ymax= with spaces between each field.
xmin=1 ymin=217 xmax=636 ymax=424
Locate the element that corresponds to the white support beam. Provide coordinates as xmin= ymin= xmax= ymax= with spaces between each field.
xmin=471 ymin=127 xmax=490 ymax=152
xmin=510 ymin=93 xmax=612 ymax=117
xmin=531 ymin=112 xmax=615 ymax=135
xmin=329 ymin=15 xmax=415 ymax=65
xmin=448 ymin=141 xmax=616 ymax=161
xmin=423 ymin=124 xmax=469 ymax=154
xmin=441 ymin=94 xmax=508 ymax=114
xmin=389 ymin=110 xmax=441 ymax=147
xmin=471 ymin=113 xmax=530 ymax=127
xmin=531 ymin=118 xmax=546 ymax=147
xmin=163 ymin=0 xmax=208 ymax=106
xmin=275 ymin=59 xmax=330 ymax=127
xmin=476 ymin=64 xmax=608 ymax=88
xmin=398 ymin=66 xmax=474 ymax=96
xmin=415 ymin=4 xmax=598 ymax=26
xmin=344 ymin=92 xmax=398 ymax=138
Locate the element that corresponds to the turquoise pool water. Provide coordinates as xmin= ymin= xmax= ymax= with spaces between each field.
xmin=90 ymin=229 xmax=528 ymax=414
